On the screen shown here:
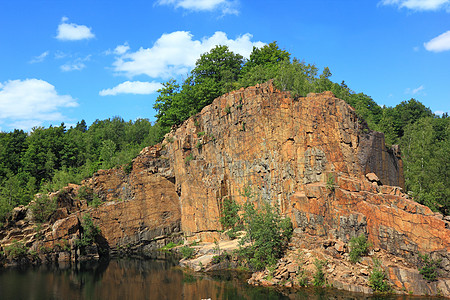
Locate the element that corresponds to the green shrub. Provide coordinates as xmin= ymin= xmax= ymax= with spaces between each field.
xmin=369 ymin=259 xmax=391 ymax=293
xmin=313 ymin=259 xmax=327 ymax=287
xmin=326 ymin=174 xmax=335 ymax=192
xmin=160 ymin=241 xmax=183 ymax=251
xmin=30 ymin=194 xmax=56 ymax=223
xmin=185 ymin=153 xmax=194 ymax=164
xmin=180 ymin=246 xmax=195 ymax=259
xmin=124 ymin=160 xmax=133 ymax=174
xmin=211 ymin=252 xmax=231 ymax=265
xmin=78 ymin=186 xmax=103 ymax=207
xmin=4 ymin=240 xmax=28 ymax=260
xmin=241 ymin=201 xmax=293 ymax=270
xmin=160 ymin=242 xmax=177 ymax=250
xmin=349 ymin=234 xmax=370 ymax=263
xmin=418 ymin=253 xmax=441 ymax=281
xmin=295 ymin=251 xmax=309 ymax=287
xmin=89 ymin=194 xmax=103 ymax=208
xmin=219 ymin=197 xmax=240 ymax=233
xmin=197 ymin=131 xmax=205 ymax=137
xmin=34 ymin=224 xmax=44 ymax=240
xmin=75 ymin=214 xmax=101 ymax=248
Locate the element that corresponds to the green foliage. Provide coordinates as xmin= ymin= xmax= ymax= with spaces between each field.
xmin=75 ymin=214 xmax=101 ymax=249
xmin=418 ymin=253 xmax=441 ymax=281
xmin=219 ymin=197 xmax=240 ymax=233
xmin=4 ymin=240 xmax=29 ymax=260
xmin=349 ymin=234 xmax=370 ymax=263
xmin=159 ymin=241 xmax=183 ymax=251
xmin=29 ymin=194 xmax=56 ymax=223
xmin=326 ymin=174 xmax=335 ymax=192
xmin=154 ymin=45 xmax=243 ymax=130
xmin=0 ymin=118 xmax=161 ymax=218
xmin=211 ymin=252 xmax=231 ymax=265
xmin=180 ymin=245 xmax=195 ymax=259
xmin=313 ymin=259 xmax=327 ymax=287
xmin=295 ymin=251 xmax=309 ymax=287
xmin=369 ymin=259 xmax=391 ymax=293
xmin=77 ymin=186 xmax=103 ymax=207
xmin=34 ymin=224 xmax=44 ymax=240
xmin=185 ymin=153 xmax=194 ymax=164
xmin=401 ymin=117 xmax=449 ymax=214
xmin=241 ymin=201 xmax=293 ymax=270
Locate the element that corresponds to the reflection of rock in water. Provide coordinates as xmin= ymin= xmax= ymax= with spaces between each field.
xmin=0 ymin=258 xmax=386 ymax=300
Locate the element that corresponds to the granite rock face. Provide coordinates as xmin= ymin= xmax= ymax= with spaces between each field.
xmin=83 ymin=81 xmax=448 ymax=268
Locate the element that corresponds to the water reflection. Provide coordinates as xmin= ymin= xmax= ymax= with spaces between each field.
xmin=0 ymin=257 xmax=442 ymax=300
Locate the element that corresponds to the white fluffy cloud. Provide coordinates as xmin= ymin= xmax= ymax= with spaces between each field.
xmin=114 ymin=43 xmax=130 ymax=55
xmin=0 ymin=79 xmax=78 ymax=130
xmin=111 ymin=31 xmax=264 ymax=79
xmin=424 ymin=30 xmax=450 ymax=52
xmin=380 ymin=0 xmax=450 ymax=10
xmin=157 ymin=0 xmax=239 ymax=14
xmin=99 ymin=81 xmax=162 ymax=96
xmin=56 ymin=17 xmax=95 ymax=41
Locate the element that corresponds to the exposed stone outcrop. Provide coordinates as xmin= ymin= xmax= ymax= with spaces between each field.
xmin=1 ymin=81 xmax=448 ymax=297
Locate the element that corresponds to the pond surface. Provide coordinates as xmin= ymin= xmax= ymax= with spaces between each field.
xmin=0 ymin=257 xmax=441 ymax=300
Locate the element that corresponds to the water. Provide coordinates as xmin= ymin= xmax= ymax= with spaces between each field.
xmin=0 ymin=257 xmax=439 ymax=300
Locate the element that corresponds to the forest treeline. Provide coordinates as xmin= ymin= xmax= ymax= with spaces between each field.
xmin=0 ymin=42 xmax=448 ymax=224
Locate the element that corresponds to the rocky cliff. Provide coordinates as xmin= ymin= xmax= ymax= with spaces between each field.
xmin=1 ymin=81 xmax=449 ymax=296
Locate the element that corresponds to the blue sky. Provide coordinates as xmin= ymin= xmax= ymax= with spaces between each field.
xmin=0 ymin=0 xmax=449 ymax=132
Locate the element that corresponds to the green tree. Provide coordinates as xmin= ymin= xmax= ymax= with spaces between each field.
xmin=401 ymin=117 xmax=449 ymax=214
xmin=241 ymin=201 xmax=293 ymax=270
xmin=240 ymin=41 xmax=290 ymax=85
xmin=154 ymin=45 xmax=244 ymax=130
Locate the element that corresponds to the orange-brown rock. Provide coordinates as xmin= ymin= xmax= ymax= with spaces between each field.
xmin=89 ymin=173 xmax=181 ymax=250
xmin=85 ymin=81 xmax=447 ymax=273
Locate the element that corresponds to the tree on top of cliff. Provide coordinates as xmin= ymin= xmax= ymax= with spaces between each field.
xmin=240 ymin=42 xmax=290 ymax=79
xmin=154 ymin=45 xmax=244 ymax=129
xmin=378 ymin=98 xmax=434 ymax=145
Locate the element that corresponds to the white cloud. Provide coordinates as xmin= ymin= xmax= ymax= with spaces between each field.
xmin=55 ymin=51 xmax=69 ymax=59
xmin=99 ymin=81 xmax=162 ymax=96
xmin=0 ymin=79 xmax=78 ymax=130
xmin=412 ymin=85 xmax=424 ymax=94
xmin=405 ymin=85 xmax=425 ymax=94
xmin=56 ymin=17 xmax=95 ymax=41
xmin=380 ymin=0 xmax=450 ymax=10
xmin=30 ymin=51 xmax=49 ymax=64
xmin=157 ymin=0 xmax=239 ymax=14
xmin=114 ymin=43 xmax=130 ymax=55
xmin=434 ymin=110 xmax=445 ymax=115
xmin=111 ymin=31 xmax=264 ymax=78
xmin=60 ymin=55 xmax=91 ymax=72
xmin=424 ymin=30 xmax=450 ymax=52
